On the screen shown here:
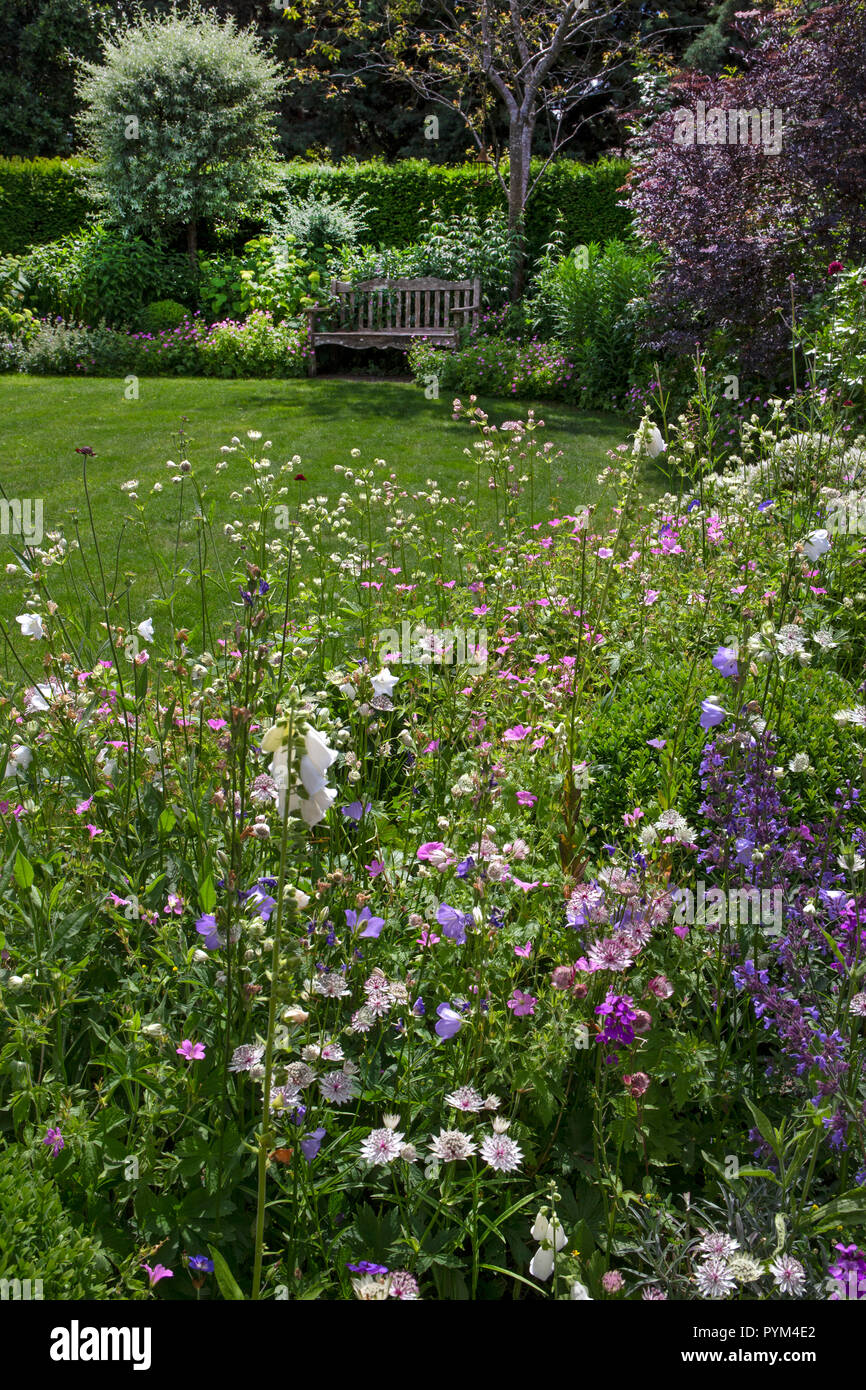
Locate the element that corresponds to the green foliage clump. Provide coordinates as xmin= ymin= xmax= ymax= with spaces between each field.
xmin=198 ymin=237 xmax=319 ymax=324
xmin=338 ymin=208 xmax=516 ymax=307
xmin=0 ymin=1143 xmax=143 ymax=1299
xmin=0 ymin=157 xmax=94 ymax=256
xmin=530 ymin=238 xmax=660 ymax=406
xmin=15 ymin=227 xmax=197 ymax=328
xmin=137 ymin=299 xmax=191 ymax=334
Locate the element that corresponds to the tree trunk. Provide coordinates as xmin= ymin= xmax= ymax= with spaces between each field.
xmin=507 ymin=116 xmax=534 ymax=302
xmin=186 ymin=219 xmax=198 ymax=270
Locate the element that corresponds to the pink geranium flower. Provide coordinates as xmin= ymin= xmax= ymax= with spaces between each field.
xmin=507 ymin=989 xmax=537 ymax=1017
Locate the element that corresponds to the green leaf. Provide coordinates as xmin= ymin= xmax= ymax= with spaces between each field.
xmin=207 ymin=1245 xmax=245 ymax=1300
xmin=744 ymin=1097 xmax=779 ymax=1157
xmin=199 ymin=874 xmax=217 ymax=915
xmin=13 ymin=850 xmax=34 ymax=891
xmin=808 ymin=1194 xmax=866 ymax=1233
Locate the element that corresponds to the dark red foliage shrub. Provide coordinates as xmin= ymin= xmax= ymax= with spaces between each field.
xmin=625 ymin=1 xmax=866 ymax=375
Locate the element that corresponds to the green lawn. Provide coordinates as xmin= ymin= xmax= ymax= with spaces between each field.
xmin=0 ymin=375 xmax=635 ymax=632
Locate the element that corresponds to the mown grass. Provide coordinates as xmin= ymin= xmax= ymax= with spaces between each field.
xmin=0 ymin=375 xmax=643 ymax=638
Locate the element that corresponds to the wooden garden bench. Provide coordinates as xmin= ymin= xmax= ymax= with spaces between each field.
xmin=304 ymin=276 xmax=481 ymax=375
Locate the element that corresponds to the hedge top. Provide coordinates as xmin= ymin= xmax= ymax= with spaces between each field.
xmin=0 ymin=155 xmax=631 ymax=259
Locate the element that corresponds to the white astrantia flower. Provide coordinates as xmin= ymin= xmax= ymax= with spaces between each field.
xmin=480 ymin=1132 xmax=523 ymax=1173
xmin=696 ymin=1232 xmax=739 ymax=1259
xmin=444 ymin=1086 xmax=484 ymax=1113
xmin=360 ymin=1127 xmax=404 ymax=1166
xmin=318 ymin=1071 xmax=360 ymax=1105
xmin=694 ymin=1257 xmax=735 ymax=1298
xmin=137 ymin=618 xmax=154 ymax=642
xmin=833 ymin=705 xmax=866 ymax=728
xmin=428 ymin=1129 xmax=476 ymax=1162
xmin=769 ymin=1255 xmax=806 ymax=1297
xmin=529 ymin=1212 xmax=567 ymax=1281
xmin=16 ymin=612 xmax=44 ymax=639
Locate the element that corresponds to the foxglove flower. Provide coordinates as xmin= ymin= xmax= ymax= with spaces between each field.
xmin=529 ymin=1212 xmax=567 ymax=1281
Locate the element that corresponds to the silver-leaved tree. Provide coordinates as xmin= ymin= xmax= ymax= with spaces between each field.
xmin=76 ymin=3 xmax=284 ymax=264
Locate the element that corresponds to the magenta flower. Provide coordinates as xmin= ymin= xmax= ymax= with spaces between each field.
xmin=43 ymin=1126 xmax=64 ymax=1156
xmin=176 ymin=1039 xmax=206 ymax=1061
xmin=514 ymin=941 xmax=533 ymax=957
xmin=507 ymin=989 xmax=537 ymax=1017
xmin=502 ymin=724 xmax=531 ymax=742
xmin=516 ymin=790 xmax=537 ymax=806
xmin=142 ymin=1263 xmax=173 ymax=1287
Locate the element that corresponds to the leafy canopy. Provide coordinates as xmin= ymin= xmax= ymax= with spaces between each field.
xmin=75 ymin=3 xmax=284 ymax=242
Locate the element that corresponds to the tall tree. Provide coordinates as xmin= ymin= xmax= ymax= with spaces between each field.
xmin=291 ymin=0 xmax=719 ymax=296
xmin=0 ymin=0 xmax=111 ymax=156
xmin=76 ymin=3 xmax=284 ymax=262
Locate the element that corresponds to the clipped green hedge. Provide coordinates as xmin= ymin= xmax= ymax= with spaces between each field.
xmin=0 ymin=156 xmax=631 ymax=257
xmin=272 ymin=157 xmax=631 ymax=255
xmin=0 ymin=158 xmax=94 ymax=255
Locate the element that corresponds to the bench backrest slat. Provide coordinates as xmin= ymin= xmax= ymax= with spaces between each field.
xmin=324 ymin=277 xmax=479 ymax=334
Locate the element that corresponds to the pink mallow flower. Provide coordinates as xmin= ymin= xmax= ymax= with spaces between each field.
xmin=176 ymin=1039 xmax=206 ymax=1061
